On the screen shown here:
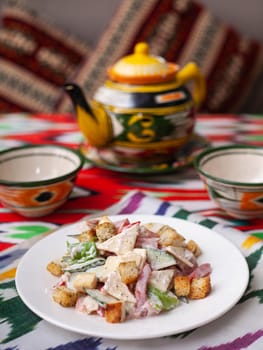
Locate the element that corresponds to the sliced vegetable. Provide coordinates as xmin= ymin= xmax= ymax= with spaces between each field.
xmin=63 ymin=257 xmax=105 ymax=272
xmin=86 ymin=289 xmax=119 ymax=307
xmin=62 ymin=241 xmax=98 ymax=265
xmin=148 ymin=285 xmax=179 ymax=311
xmin=146 ymin=248 xmax=176 ymax=270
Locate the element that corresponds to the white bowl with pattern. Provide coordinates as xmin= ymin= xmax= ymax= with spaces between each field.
xmin=194 ymin=145 xmax=263 ymax=219
xmin=0 ymin=145 xmax=84 ymax=217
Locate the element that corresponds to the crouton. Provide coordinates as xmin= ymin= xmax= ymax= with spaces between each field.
xmin=158 ymin=225 xmax=185 ymax=247
xmin=46 ymin=261 xmax=63 ymax=276
xmin=174 ymin=276 xmax=191 ymax=297
xmin=73 ymin=272 xmax=97 ymax=292
xmin=105 ymin=302 xmax=125 ymax=323
xmin=96 ymin=221 xmax=117 ymax=242
xmin=78 ymin=229 xmax=96 ymax=242
xmin=52 ymin=286 xmax=79 ymax=307
xmin=98 ymin=216 xmax=111 ymax=223
xmin=186 ymin=239 xmax=202 ymax=257
xmin=189 ymin=276 xmax=211 ymax=299
xmin=118 ymin=261 xmax=139 ymax=284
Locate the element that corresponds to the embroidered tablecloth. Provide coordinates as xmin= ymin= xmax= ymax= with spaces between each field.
xmin=1 ymin=113 xmax=263 ymax=350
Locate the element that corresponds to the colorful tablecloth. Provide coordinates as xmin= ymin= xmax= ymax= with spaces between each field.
xmin=1 ymin=113 xmax=263 ymax=350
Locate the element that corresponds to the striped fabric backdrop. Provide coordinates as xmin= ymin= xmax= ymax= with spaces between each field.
xmin=58 ymin=0 xmax=263 ymax=114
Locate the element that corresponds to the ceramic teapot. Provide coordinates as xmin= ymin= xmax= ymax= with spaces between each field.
xmin=64 ymin=42 xmax=206 ymax=164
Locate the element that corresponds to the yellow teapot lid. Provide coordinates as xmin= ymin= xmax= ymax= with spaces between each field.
xmin=108 ymin=42 xmax=179 ymax=85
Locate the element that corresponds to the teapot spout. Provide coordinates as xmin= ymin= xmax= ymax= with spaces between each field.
xmin=64 ymin=83 xmax=112 ymax=147
xmin=64 ymin=83 xmax=94 ymax=117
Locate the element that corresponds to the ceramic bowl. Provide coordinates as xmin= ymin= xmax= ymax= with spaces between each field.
xmin=0 ymin=145 xmax=85 ymax=217
xmin=194 ymin=145 xmax=263 ymax=219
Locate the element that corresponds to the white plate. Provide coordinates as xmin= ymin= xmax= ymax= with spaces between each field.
xmin=15 ymin=214 xmax=249 ymax=340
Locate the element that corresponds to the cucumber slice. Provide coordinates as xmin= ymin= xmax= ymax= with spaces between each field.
xmin=86 ymin=289 xmax=118 ymax=307
xmin=148 ymin=285 xmax=179 ymax=311
xmin=146 ymin=248 xmax=176 ymax=270
xmin=63 ymin=257 xmax=105 ymax=272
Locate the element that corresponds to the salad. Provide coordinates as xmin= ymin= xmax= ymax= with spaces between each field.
xmin=47 ymin=216 xmax=212 ymax=323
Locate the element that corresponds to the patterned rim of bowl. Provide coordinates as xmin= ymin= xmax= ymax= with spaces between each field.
xmin=194 ymin=144 xmax=263 ymax=187
xmin=0 ymin=144 xmax=85 ymax=187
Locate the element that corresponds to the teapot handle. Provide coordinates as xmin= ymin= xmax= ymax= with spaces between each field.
xmin=176 ymin=62 xmax=206 ymax=108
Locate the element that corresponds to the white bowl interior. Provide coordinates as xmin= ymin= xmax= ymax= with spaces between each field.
xmin=0 ymin=146 xmax=81 ymax=183
xmin=199 ymin=148 xmax=263 ymax=183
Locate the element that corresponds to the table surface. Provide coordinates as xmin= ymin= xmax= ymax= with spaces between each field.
xmin=1 ymin=112 xmax=263 ymax=350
